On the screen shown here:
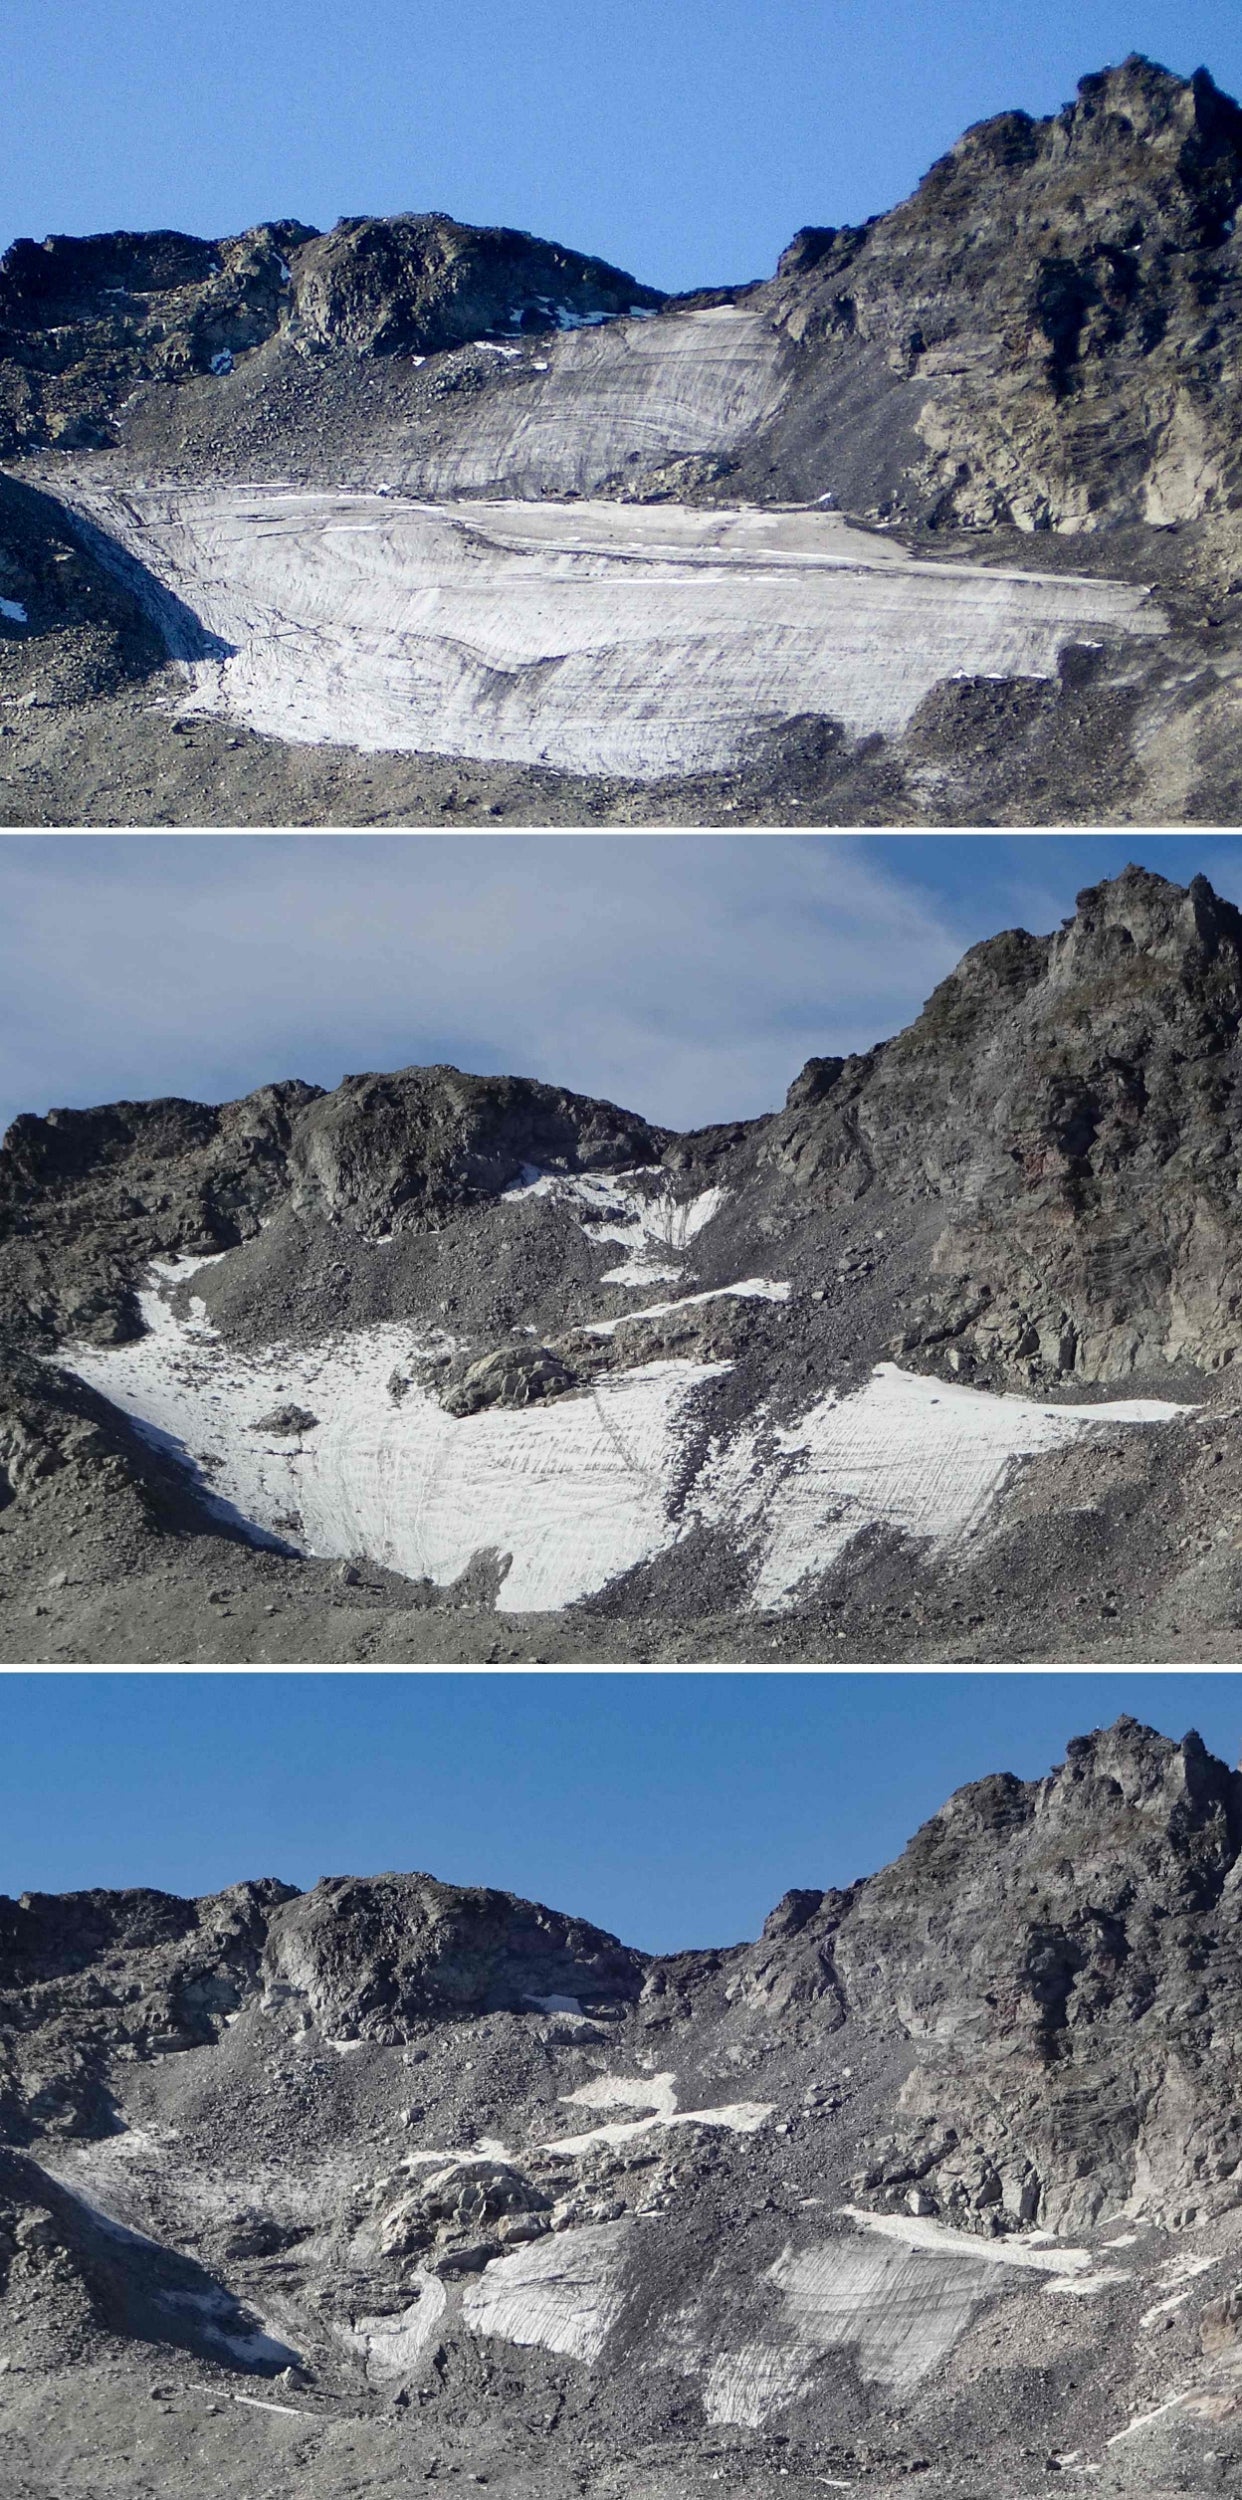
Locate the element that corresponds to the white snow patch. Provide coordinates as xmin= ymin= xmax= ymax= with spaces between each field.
xmin=546 ymin=2070 xmax=771 ymax=2154
xmin=56 ymin=484 xmax=1165 ymax=778
xmin=582 ymin=1279 xmax=789 ymax=1336
xmin=0 ymin=597 xmax=27 ymax=623
xmin=503 ymin=1168 xmax=729 ymax=1286
xmin=56 ymin=1269 xmax=729 ymax=1611
xmin=839 ymin=2208 xmax=1118 ymax=2278
xmin=524 ymin=1993 xmax=583 ymax=2015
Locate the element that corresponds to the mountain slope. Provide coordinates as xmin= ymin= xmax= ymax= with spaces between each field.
xmin=8 ymin=865 xmax=1242 ymax=1662
xmin=2 ymin=1718 xmax=1242 ymax=2498
xmin=7 ymin=58 xmax=1242 ymax=823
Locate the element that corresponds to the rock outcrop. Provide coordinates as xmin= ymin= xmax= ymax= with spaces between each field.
xmin=0 ymin=213 xmax=663 ymax=457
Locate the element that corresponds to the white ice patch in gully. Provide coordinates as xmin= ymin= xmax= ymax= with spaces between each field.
xmin=62 ymin=485 xmax=1165 ymax=778
xmin=461 ymin=2221 xmax=629 ymax=2363
xmin=697 ymin=1362 xmax=1191 ymax=1610
xmin=582 ymin=1279 xmax=790 ymax=1337
xmin=502 ymin=1167 xmax=729 ymax=1287
xmin=0 ymin=596 xmax=27 ymax=622
xmin=57 ymin=1261 xmax=730 ymax=1612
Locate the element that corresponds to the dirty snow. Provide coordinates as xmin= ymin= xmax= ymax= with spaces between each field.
xmin=60 ymin=484 xmax=1165 ymax=778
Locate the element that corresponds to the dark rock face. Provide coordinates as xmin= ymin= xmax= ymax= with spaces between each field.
xmin=767 ymin=863 xmax=1242 ymax=1381
xmin=0 ymin=212 xmax=662 ymax=456
xmin=0 ymin=1065 xmax=669 ymax=1346
xmin=0 ymin=1879 xmax=295 ymax=2142
xmin=261 ymin=1874 xmax=648 ymax=2039
xmin=829 ymin=1718 xmax=1242 ymax=2231
xmin=285 ymin=214 xmax=664 ymax=359
xmin=754 ymin=55 xmax=1242 ymax=530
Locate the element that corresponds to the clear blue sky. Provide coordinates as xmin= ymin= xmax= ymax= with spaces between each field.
xmin=2 ymin=832 xmax=1240 ymax=1143
xmin=4 ymin=4 xmax=1241 ymax=292
xmin=0 ymin=1672 xmax=1237 ymax=1948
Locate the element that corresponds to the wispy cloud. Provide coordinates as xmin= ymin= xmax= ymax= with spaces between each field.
xmin=3 ymin=832 xmax=1237 ymax=1143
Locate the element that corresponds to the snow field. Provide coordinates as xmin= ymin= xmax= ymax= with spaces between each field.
xmin=57 ymin=1263 xmax=1190 ymax=1611
xmin=65 ymin=485 xmax=1164 ymax=778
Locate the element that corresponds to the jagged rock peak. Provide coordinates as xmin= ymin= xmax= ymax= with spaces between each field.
xmin=937 ymin=54 xmax=1242 ymax=195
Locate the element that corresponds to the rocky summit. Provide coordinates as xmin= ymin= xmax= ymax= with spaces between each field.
xmin=2 ymin=1715 xmax=1242 ymax=2498
xmin=7 ymin=57 xmax=1242 ymax=824
xmin=9 ymin=862 xmax=1242 ymax=1664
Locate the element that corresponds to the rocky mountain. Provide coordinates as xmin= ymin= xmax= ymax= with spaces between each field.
xmin=6 ymin=56 xmax=1242 ymax=824
xmin=2 ymin=1715 xmax=1242 ymax=2499
xmin=8 ymin=862 xmax=1242 ymax=1664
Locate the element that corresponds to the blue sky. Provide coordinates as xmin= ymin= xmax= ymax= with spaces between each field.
xmin=1 ymin=1672 xmax=1238 ymax=1947
xmin=4 ymin=4 xmax=1241 ymax=292
xmin=2 ymin=832 xmax=1240 ymax=1143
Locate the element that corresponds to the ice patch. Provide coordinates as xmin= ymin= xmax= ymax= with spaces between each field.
xmin=582 ymin=1278 xmax=789 ymax=1336
xmin=349 ymin=2273 xmax=447 ymax=2377
xmin=693 ymin=2229 xmax=1002 ymax=2428
xmin=57 ymin=1261 xmax=1189 ymax=1615
xmin=699 ymin=1363 xmax=1191 ymax=1610
xmin=503 ymin=1167 xmax=729 ymax=1286
xmin=547 ymin=2070 xmax=771 ymax=2154
xmin=210 ymin=350 xmax=234 ymax=376
xmin=0 ymin=597 xmax=28 ymax=622
xmin=461 ymin=2222 xmax=629 ymax=2361
xmin=57 ymin=1270 xmax=730 ymax=1611
xmin=54 ymin=484 xmax=1164 ymax=778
